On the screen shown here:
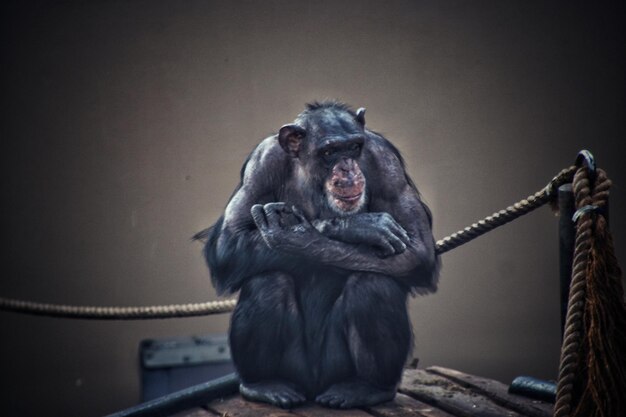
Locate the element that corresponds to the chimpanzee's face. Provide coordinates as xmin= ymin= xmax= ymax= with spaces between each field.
xmin=318 ymin=136 xmax=366 ymax=213
xmin=278 ymin=106 xmax=368 ymax=214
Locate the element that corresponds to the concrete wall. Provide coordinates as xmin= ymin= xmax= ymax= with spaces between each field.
xmin=1 ymin=1 xmax=624 ymax=415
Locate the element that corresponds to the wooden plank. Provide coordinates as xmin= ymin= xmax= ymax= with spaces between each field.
xmin=399 ymin=369 xmax=523 ymax=417
xmin=207 ymin=396 xmax=374 ymax=417
xmin=207 ymin=396 xmax=299 ymax=417
xmin=427 ymin=366 xmax=553 ymax=417
xmin=169 ymin=407 xmax=217 ymax=417
xmin=366 ymin=393 xmax=455 ymax=417
xmin=296 ymin=403 xmax=373 ymax=417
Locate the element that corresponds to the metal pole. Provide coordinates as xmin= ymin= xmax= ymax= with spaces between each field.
xmin=509 ymin=182 xmax=576 ymax=401
xmin=558 ymin=184 xmax=575 ymax=338
xmin=105 ymin=372 xmax=240 ymax=417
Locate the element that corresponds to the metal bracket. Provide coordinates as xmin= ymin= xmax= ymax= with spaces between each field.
xmin=572 ymin=204 xmax=600 ymax=223
xmin=575 ymin=149 xmax=596 ymax=183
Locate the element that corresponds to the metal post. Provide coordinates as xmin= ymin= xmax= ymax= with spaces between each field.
xmin=558 ymin=184 xmax=575 ymax=338
xmin=509 ymin=182 xmax=577 ymax=401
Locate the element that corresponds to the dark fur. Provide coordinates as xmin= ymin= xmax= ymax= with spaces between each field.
xmin=196 ymin=101 xmax=439 ymax=409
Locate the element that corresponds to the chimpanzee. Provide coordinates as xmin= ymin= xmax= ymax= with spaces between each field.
xmin=195 ymin=101 xmax=439 ymax=409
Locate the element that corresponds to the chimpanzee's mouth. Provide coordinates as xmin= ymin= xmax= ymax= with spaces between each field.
xmin=334 ymin=192 xmax=362 ymax=202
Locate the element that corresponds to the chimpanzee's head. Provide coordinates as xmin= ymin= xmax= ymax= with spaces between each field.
xmin=278 ymin=102 xmax=368 ymax=214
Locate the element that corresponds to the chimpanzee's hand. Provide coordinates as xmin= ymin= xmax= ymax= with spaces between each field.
xmin=251 ymin=202 xmax=320 ymax=253
xmin=314 ymin=212 xmax=410 ymax=258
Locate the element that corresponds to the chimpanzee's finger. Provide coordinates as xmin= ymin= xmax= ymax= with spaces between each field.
xmin=263 ymin=202 xmax=287 ymax=227
xmin=263 ymin=202 xmax=290 ymax=212
xmin=388 ymin=223 xmax=411 ymax=246
xmin=270 ymin=202 xmax=292 ymax=214
xmin=376 ymin=236 xmax=396 ymax=258
xmin=384 ymin=230 xmax=407 ymax=254
xmin=291 ymin=206 xmax=309 ymax=224
xmin=251 ymin=204 xmax=269 ymax=230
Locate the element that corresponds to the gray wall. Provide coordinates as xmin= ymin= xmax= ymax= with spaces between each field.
xmin=1 ymin=1 xmax=624 ymax=416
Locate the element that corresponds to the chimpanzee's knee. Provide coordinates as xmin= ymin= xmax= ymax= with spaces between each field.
xmin=341 ymin=273 xmax=412 ymax=387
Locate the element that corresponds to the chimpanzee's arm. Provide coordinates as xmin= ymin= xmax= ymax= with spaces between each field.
xmin=252 ymin=184 xmax=438 ymax=292
xmin=252 ymin=137 xmax=439 ymax=292
xmin=201 ymin=140 xmax=300 ymax=295
xmin=322 ymin=136 xmax=439 ymax=291
xmin=311 ymin=213 xmax=411 ymax=258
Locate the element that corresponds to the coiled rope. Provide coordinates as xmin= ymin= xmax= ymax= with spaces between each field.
xmin=554 ymin=165 xmax=597 ymax=417
xmin=0 ymin=165 xmax=578 ymax=320
xmin=554 ymin=162 xmax=626 ymax=417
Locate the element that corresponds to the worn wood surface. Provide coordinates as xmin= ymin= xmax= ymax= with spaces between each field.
xmin=427 ymin=366 xmax=552 ymax=417
xmin=399 ymin=369 xmax=522 ymax=417
xmin=365 ymin=393 xmax=455 ymax=417
xmin=207 ymin=396 xmax=298 ymax=417
xmin=169 ymin=408 xmax=214 ymax=417
xmin=172 ymin=366 xmax=555 ymax=417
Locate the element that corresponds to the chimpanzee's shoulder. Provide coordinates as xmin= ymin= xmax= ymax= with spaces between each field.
xmin=364 ymin=132 xmax=409 ymax=172
xmin=252 ymin=135 xmax=285 ymax=161
xmin=240 ymin=135 xmax=289 ymax=185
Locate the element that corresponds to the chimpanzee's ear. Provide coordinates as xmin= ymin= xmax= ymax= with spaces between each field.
xmin=355 ymin=107 xmax=366 ymax=126
xmin=278 ymin=124 xmax=306 ymax=158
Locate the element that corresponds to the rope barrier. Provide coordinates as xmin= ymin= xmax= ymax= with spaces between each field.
xmin=554 ymin=166 xmax=595 ymax=417
xmin=0 ymin=164 xmax=578 ymax=320
xmin=554 ymin=163 xmax=626 ymax=417
xmin=435 ymin=165 xmax=576 ymax=254
xmin=0 ymin=297 xmax=237 ymax=320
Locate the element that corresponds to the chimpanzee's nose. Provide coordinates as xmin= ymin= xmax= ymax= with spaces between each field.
xmin=339 ymin=158 xmax=354 ymax=172
xmin=334 ymin=160 xmax=356 ymax=188
xmin=334 ymin=177 xmax=354 ymax=188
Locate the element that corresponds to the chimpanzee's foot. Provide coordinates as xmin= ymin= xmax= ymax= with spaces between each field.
xmin=239 ymin=380 xmax=306 ymax=409
xmin=315 ymin=379 xmax=395 ymax=409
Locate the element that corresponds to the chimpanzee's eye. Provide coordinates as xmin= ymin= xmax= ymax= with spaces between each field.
xmin=350 ymin=143 xmax=359 ymax=151
xmin=323 ymin=149 xmax=332 ymax=156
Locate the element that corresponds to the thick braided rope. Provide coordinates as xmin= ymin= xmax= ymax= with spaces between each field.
xmin=435 ymin=165 xmax=576 ymax=255
xmin=0 ymin=165 xmax=578 ymax=320
xmin=554 ymin=168 xmax=611 ymax=417
xmin=0 ymin=297 xmax=237 ymax=320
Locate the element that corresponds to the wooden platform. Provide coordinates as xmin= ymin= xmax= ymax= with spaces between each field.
xmin=171 ymin=366 xmax=553 ymax=417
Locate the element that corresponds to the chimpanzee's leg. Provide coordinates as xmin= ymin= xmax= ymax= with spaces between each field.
xmin=229 ymin=272 xmax=310 ymax=409
xmin=316 ymin=273 xmax=412 ymax=409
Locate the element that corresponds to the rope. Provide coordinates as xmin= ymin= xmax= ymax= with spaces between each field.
xmin=435 ymin=165 xmax=576 ymax=254
xmin=554 ymin=166 xmax=626 ymax=417
xmin=0 ymin=165 xmax=578 ymax=320
xmin=0 ymin=297 xmax=237 ymax=320
xmin=554 ymin=166 xmax=595 ymax=417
